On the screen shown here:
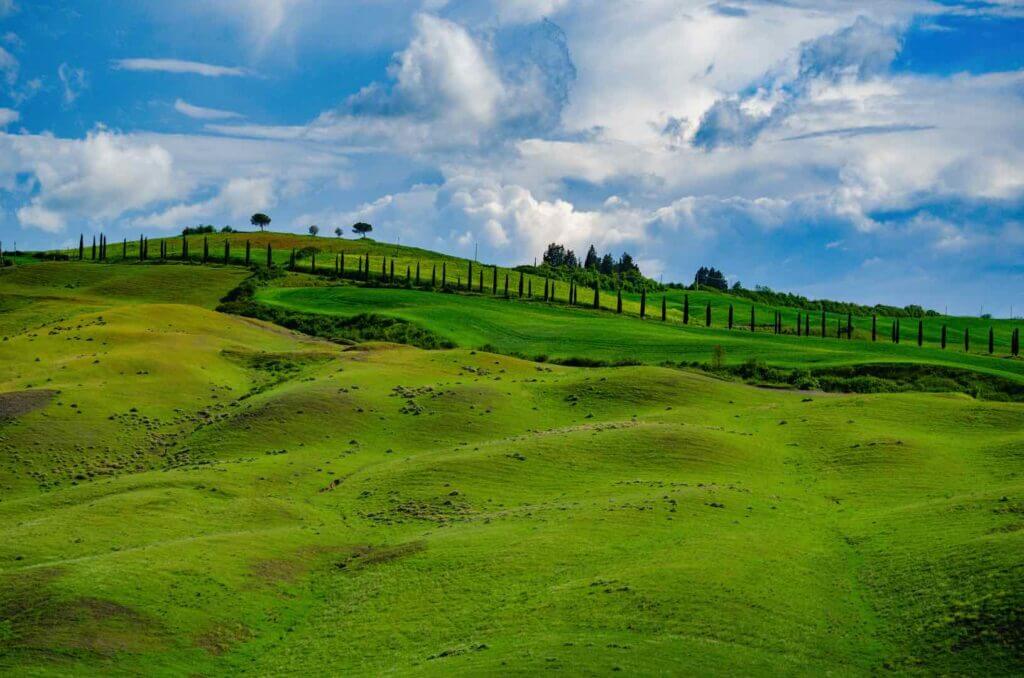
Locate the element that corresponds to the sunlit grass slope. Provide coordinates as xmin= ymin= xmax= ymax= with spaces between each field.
xmin=56 ymin=231 xmax=1022 ymax=352
xmin=0 ymin=263 xmax=1021 ymax=675
xmin=257 ymin=283 xmax=1024 ymax=384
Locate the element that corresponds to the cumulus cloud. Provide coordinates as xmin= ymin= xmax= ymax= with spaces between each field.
xmin=0 ymin=107 xmax=16 ymax=126
xmin=692 ymin=16 xmax=902 ymax=150
xmin=0 ymin=45 xmax=17 ymax=87
xmin=9 ymin=129 xmax=183 ymax=232
xmin=174 ymin=99 xmax=243 ymax=120
xmin=111 ymin=58 xmax=251 ymax=77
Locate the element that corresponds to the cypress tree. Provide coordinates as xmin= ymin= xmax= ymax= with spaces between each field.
xmin=415 ymin=260 xmax=420 ymax=285
xmin=821 ymin=311 xmax=826 ymax=339
xmin=245 ymin=240 xmax=251 ymax=266
xmin=706 ymin=302 xmax=712 ymax=327
xmin=224 ymin=240 xmax=230 ymax=264
xmin=617 ymin=288 xmax=622 ymax=313
xmin=390 ymin=259 xmax=394 ymax=281
xmin=804 ymin=313 xmax=809 ymax=337
xmin=891 ymin=320 xmax=897 ymax=343
xmin=941 ymin=324 xmax=947 ymax=349
xmin=493 ymin=267 xmax=498 ymax=294
xmin=79 ymin=234 xmax=85 ymax=260
xmin=847 ymin=312 xmax=852 ymax=339
xmin=661 ymin=295 xmax=667 ymax=321
xmin=91 ymin=236 xmax=96 ymax=260
xmin=264 ymin=243 xmax=271 ymax=268
xmin=896 ymin=319 xmax=901 ymax=344
xmin=872 ymin=315 xmax=877 ymax=342
xmin=504 ymin=273 xmax=509 ymax=297
xmin=751 ymin=306 xmax=756 ymax=332
xmin=182 ymin=234 xmax=188 ymax=260
xmin=989 ymin=327 xmax=994 ymax=354
xmin=544 ymin=278 xmax=549 ymax=301
xmin=569 ymin=280 xmax=575 ymax=305
xmin=432 ymin=264 xmax=437 ymax=287
xmin=365 ymin=253 xmax=370 ymax=281
xmin=406 ymin=265 xmax=411 ymax=282
xmin=202 ymin=237 xmax=208 ymax=263
xmin=528 ymin=279 xmax=532 ymax=297
xmin=594 ymin=285 xmax=600 ymax=309
xmin=381 ymin=257 xmax=387 ymax=280
xmin=964 ymin=328 xmax=970 ymax=353
xmin=468 ymin=261 xmax=473 ymax=289
xmin=442 ymin=262 xmax=447 ymax=287
xmin=551 ymin=281 xmax=556 ymax=301
xmin=1012 ymin=328 xmax=1019 ymax=356
xmin=796 ymin=312 xmax=801 ymax=336
xmin=139 ymin=235 xmax=145 ymax=262
xmin=837 ymin=318 xmax=841 ymax=339
xmin=918 ymin=320 xmax=923 ymax=347
xmin=519 ymin=273 xmax=524 ymax=298
xmin=289 ymin=248 xmax=296 ymax=270
xmin=640 ymin=288 xmax=646 ymax=318
xmin=683 ymin=295 xmax=690 ymax=324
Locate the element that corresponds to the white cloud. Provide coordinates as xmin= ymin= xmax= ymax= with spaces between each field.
xmin=0 ymin=45 xmax=17 ymax=87
xmin=58 ymin=63 xmax=88 ymax=106
xmin=111 ymin=58 xmax=251 ymax=77
xmin=134 ymin=176 xmax=276 ymax=230
xmin=9 ymin=129 xmax=183 ymax=232
xmin=174 ymin=99 xmax=243 ymax=120
xmin=0 ymin=107 xmax=16 ymax=127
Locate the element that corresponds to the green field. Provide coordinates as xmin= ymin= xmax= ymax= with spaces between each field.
xmin=1 ymin=254 xmax=1022 ymax=675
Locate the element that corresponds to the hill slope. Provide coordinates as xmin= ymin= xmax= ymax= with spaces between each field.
xmin=0 ymin=261 xmax=1021 ymax=675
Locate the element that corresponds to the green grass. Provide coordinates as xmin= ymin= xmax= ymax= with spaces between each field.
xmin=256 ymin=283 xmax=1024 ymax=384
xmin=0 ymin=253 xmax=1021 ymax=676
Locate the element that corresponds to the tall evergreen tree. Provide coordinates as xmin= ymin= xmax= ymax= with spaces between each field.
xmin=468 ymin=261 xmax=473 ymax=289
xmin=804 ymin=314 xmax=809 ymax=336
xmin=683 ymin=295 xmax=690 ymax=324
xmin=640 ymin=288 xmax=647 ymax=319
xmin=872 ymin=315 xmax=877 ymax=342
xmin=551 ymin=281 xmax=556 ymax=301
xmin=479 ymin=269 xmax=483 ymax=291
xmin=202 ymin=237 xmax=208 ymax=263
xmin=528 ymin=279 xmax=532 ymax=297
xmin=796 ymin=312 xmax=801 ymax=336
xmin=661 ymin=296 xmax=667 ymax=321
xmin=432 ymin=264 xmax=437 ymax=287
xmin=989 ymin=327 xmax=994 ymax=354
xmin=224 ymin=240 xmax=230 ymax=264
xmin=964 ymin=328 xmax=970 ymax=353
xmin=821 ymin=311 xmax=826 ymax=339
xmin=504 ymin=273 xmax=509 ymax=297
xmin=896 ymin=319 xmax=901 ymax=344
xmin=390 ymin=259 xmax=394 ymax=281
xmin=706 ymin=302 xmax=712 ymax=327
xmin=616 ymin=288 xmax=622 ymax=313
xmin=1012 ymin=328 xmax=1019 ymax=356
xmin=91 ymin=236 xmax=96 ymax=260
xmin=123 ymin=238 xmax=128 ymax=259
xmin=891 ymin=320 xmax=897 ymax=343
xmin=751 ymin=306 xmax=756 ymax=332
xmin=245 ymin=240 xmax=251 ymax=265
xmin=544 ymin=278 xmax=549 ymax=301
xmin=415 ymin=260 xmax=420 ymax=285
xmin=140 ymin=235 xmax=146 ymax=262
xmin=847 ymin=312 xmax=852 ymax=339
xmin=407 ymin=265 xmax=411 ymax=283
xmin=941 ymin=324 xmax=947 ymax=349
xmin=519 ymin=272 xmax=524 ymax=298
xmin=289 ymin=248 xmax=296 ymax=270
xmin=493 ymin=267 xmax=498 ymax=294
xmin=442 ymin=262 xmax=447 ymax=287
xmin=918 ymin=320 xmax=924 ymax=347
xmin=594 ymin=285 xmax=600 ymax=309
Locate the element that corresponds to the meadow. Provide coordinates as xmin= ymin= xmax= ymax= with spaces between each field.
xmin=0 ymin=246 xmax=1021 ymax=675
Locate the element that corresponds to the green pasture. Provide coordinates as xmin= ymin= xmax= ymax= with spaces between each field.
xmin=0 ymin=245 xmax=1020 ymax=676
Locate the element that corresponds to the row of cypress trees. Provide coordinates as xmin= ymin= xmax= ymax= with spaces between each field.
xmin=68 ymin=232 xmax=1022 ymax=357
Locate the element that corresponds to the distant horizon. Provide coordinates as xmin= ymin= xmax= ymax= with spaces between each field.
xmin=6 ymin=227 xmax=1021 ymax=320
xmin=0 ymin=2 xmax=1021 ymax=316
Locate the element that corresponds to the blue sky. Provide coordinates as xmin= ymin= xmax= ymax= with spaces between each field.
xmin=1 ymin=0 xmax=1022 ymax=315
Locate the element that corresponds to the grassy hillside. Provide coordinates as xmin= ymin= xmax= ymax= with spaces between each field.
xmin=52 ymin=231 xmax=1022 ymax=350
xmin=0 ymin=258 xmax=1021 ymax=675
xmin=255 ymin=281 xmax=1024 ymax=385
